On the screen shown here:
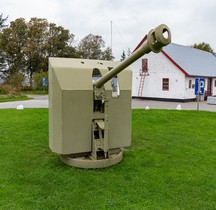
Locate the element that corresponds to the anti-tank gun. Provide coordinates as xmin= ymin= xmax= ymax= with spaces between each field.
xmin=49 ymin=24 xmax=171 ymax=168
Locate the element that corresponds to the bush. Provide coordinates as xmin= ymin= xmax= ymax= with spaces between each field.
xmin=0 ymin=84 xmax=19 ymax=95
xmin=3 ymin=73 xmax=25 ymax=93
xmin=22 ymin=86 xmax=33 ymax=92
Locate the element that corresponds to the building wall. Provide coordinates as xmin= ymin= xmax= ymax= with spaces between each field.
xmin=131 ymin=52 xmax=193 ymax=100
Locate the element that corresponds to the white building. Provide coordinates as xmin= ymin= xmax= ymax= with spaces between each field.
xmin=131 ymin=42 xmax=216 ymax=102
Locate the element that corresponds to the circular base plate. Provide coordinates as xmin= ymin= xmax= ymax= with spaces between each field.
xmin=60 ymin=149 xmax=123 ymax=169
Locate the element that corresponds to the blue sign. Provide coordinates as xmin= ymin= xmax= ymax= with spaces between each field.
xmin=195 ymin=78 xmax=204 ymax=95
xmin=42 ymin=77 xmax=46 ymax=87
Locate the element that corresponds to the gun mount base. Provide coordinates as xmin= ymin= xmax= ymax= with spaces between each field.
xmin=60 ymin=148 xmax=123 ymax=169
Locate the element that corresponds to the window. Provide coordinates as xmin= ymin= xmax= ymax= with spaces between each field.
xmin=162 ymin=78 xmax=169 ymax=91
xmin=189 ymin=79 xmax=192 ymax=89
xmin=214 ymin=80 xmax=216 ymax=87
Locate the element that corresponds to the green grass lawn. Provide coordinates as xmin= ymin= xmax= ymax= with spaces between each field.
xmin=0 ymin=109 xmax=215 ymax=210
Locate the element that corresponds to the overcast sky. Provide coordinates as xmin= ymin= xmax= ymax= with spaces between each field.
xmin=1 ymin=0 xmax=216 ymax=60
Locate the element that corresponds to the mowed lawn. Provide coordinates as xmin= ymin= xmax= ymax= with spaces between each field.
xmin=0 ymin=108 xmax=215 ymax=210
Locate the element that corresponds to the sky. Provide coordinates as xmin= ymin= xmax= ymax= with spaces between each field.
xmin=1 ymin=0 xmax=216 ymax=60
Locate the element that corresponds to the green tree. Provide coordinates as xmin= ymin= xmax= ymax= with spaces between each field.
xmin=0 ymin=13 xmax=8 ymax=31
xmin=101 ymin=47 xmax=114 ymax=60
xmin=120 ymin=50 xmax=126 ymax=61
xmin=191 ymin=42 xmax=215 ymax=55
xmin=45 ymin=23 xmax=77 ymax=58
xmin=0 ymin=17 xmax=77 ymax=86
xmin=0 ymin=18 xmax=27 ymax=80
xmin=78 ymin=34 xmax=105 ymax=59
xmin=0 ymin=49 xmax=6 ymax=74
xmin=26 ymin=18 xmax=77 ymax=85
xmin=25 ymin=18 xmax=48 ymax=85
xmin=0 ymin=14 xmax=8 ymax=76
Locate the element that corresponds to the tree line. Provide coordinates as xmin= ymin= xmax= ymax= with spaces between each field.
xmin=0 ymin=14 xmax=114 ymax=89
xmin=0 ymin=14 xmax=215 ymax=91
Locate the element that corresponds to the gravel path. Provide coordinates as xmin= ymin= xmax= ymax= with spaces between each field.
xmin=0 ymin=95 xmax=215 ymax=112
xmin=0 ymin=95 xmax=48 ymax=109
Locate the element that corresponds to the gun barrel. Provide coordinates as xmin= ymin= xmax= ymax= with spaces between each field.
xmin=95 ymin=24 xmax=171 ymax=88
